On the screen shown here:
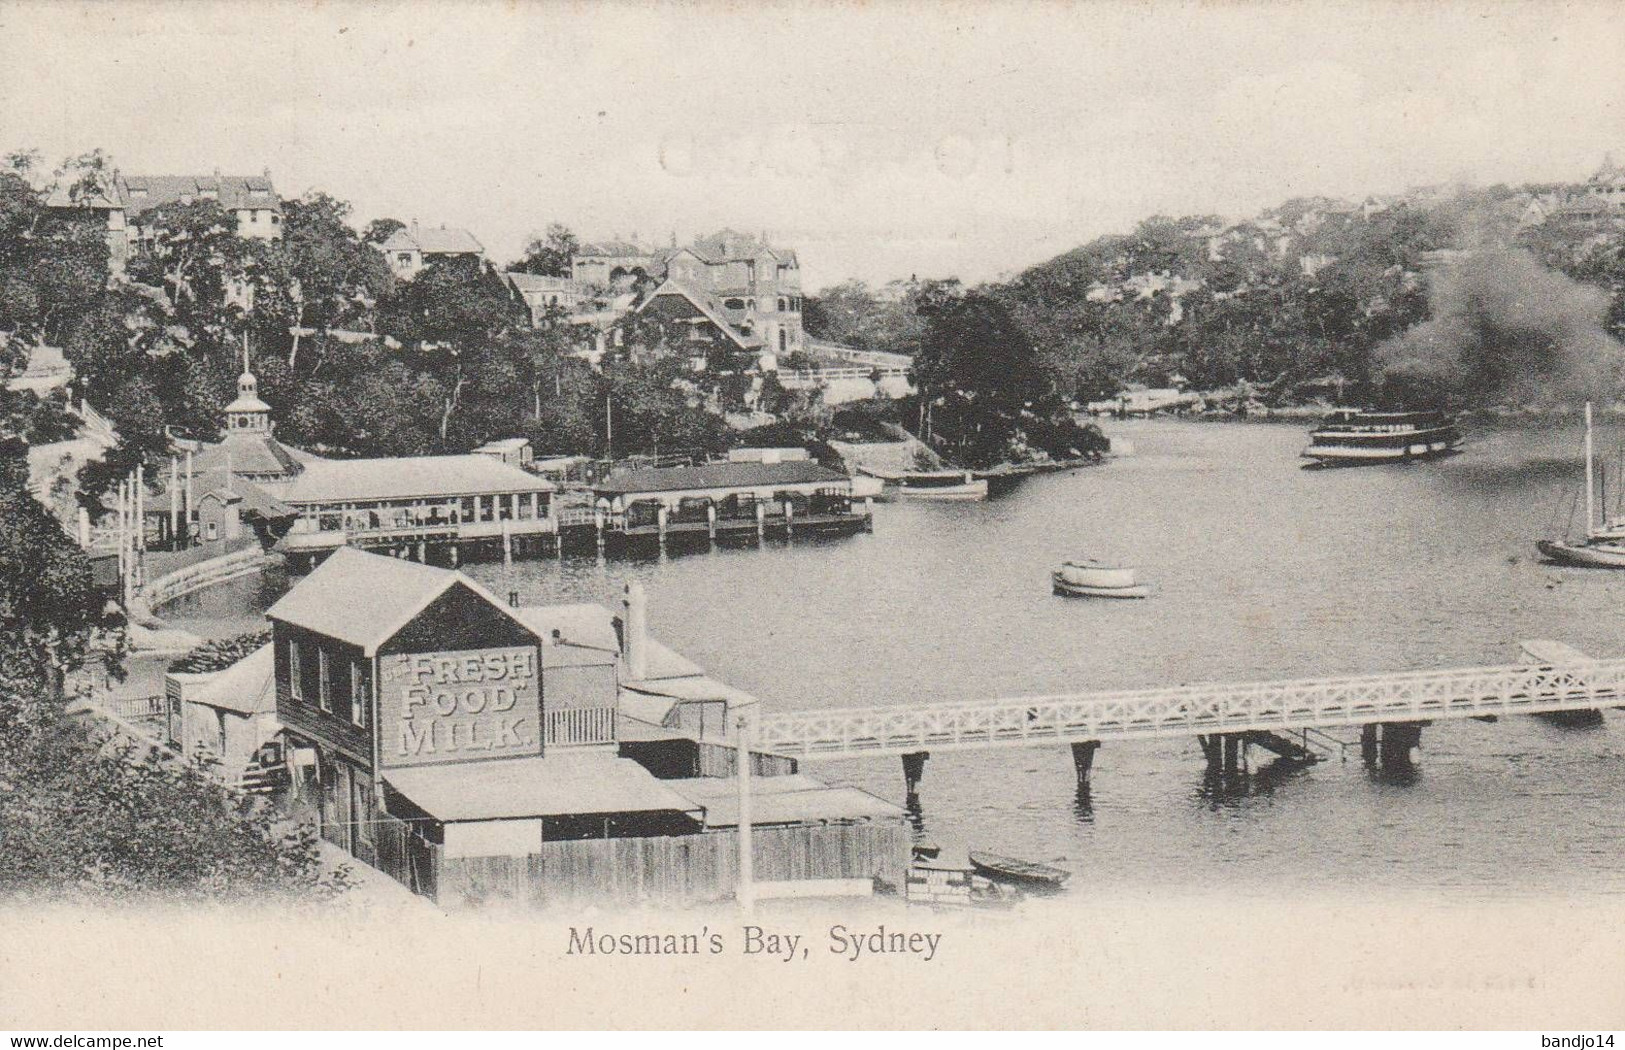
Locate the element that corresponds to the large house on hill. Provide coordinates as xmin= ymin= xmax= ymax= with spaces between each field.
xmin=379 ymin=222 xmax=486 ymax=280
xmin=575 ymin=229 xmax=808 ymax=366
xmin=47 ymin=170 xmax=283 ymax=270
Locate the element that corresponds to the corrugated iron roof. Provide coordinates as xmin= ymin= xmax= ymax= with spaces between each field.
xmin=384 ymin=755 xmax=703 ymax=822
xmin=183 ymin=644 xmax=275 ymax=715
xmin=278 ymin=454 xmax=553 ymax=505
xmin=593 ymin=460 xmax=846 ymax=496
xmin=267 ymin=548 xmax=459 ymax=652
xmin=636 ymin=279 xmax=759 ymax=350
xmin=667 ymin=775 xmax=905 ymax=828
xmin=381 ymin=224 xmax=484 ymax=255
xmin=575 ymin=240 xmax=655 ymax=258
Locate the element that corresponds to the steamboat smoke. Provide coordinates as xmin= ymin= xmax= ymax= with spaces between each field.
xmin=1376 ymin=248 xmax=1624 ymax=406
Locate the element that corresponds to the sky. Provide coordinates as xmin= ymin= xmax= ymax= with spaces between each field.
xmin=1 ymin=0 xmax=1623 ymax=291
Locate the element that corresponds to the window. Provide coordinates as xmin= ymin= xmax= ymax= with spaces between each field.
xmin=350 ymin=661 xmax=368 ymax=728
xmin=779 ymin=329 xmax=787 ymax=353
xmin=318 ymin=648 xmax=332 ymax=713
xmin=724 ymin=298 xmax=745 ymax=310
xmin=778 ymin=298 xmax=787 ymax=312
xmin=289 ymin=642 xmax=303 ymax=702
xmin=215 ymin=710 xmax=229 ymax=758
xmin=396 ymin=252 xmax=412 ymax=264
xmin=206 ymin=521 xmax=218 ymax=541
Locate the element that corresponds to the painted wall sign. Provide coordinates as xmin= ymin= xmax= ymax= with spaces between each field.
xmin=378 ymin=647 xmax=541 ymax=767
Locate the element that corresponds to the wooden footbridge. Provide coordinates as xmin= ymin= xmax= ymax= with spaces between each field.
xmin=749 ymin=641 xmax=1625 ymax=791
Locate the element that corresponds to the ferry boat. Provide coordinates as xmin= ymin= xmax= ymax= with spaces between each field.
xmin=1300 ymin=408 xmax=1462 ymax=466
xmin=1536 ymin=402 xmax=1625 ymax=568
xmin=1052 ymin=559 xmax=1149 ymax=599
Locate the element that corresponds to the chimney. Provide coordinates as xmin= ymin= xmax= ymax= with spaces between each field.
xmin=622 ymin=581 xmax=649 ymax=680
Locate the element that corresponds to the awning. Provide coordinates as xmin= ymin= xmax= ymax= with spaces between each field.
xmin=383 ymin=755 xmax=703 ymax=823
xmin=666 ymin=774 xmax=906 ymax=829
xmin=622 ymin=674 xmax=761 ymax=708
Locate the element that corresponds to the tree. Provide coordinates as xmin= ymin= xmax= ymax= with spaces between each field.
xmin=913 ymin=291 xmax=1051 ymax=466
xmin=0 ymin=712 xmax=345 ymax=903
xmin=362 ymin=217 xmax=406 ymax=245
xmin=0 ymin=453 xmax=121 ymax=735
xmin=511 ymin=223 xmax=579 ymax=278
xmin=380 ymin=258 xmax=522 ymax=443
xmin=246 ymin=192 xmax=394 ymax=371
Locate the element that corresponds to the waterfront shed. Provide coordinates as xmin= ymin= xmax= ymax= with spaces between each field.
xmin=163 ymin=644 xmax=282 ymax=784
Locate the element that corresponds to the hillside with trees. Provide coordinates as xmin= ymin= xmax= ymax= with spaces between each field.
xmin=807 ymin=184 xmax=1625 ymax=413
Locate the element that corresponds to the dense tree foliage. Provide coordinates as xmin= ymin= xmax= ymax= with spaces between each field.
xmin=511 ymin=222 xmax=580 ymax=278
xmin=809 ymin=190 xmax=1625 ymax=411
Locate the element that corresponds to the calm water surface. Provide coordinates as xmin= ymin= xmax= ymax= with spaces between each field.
xmin=164 ymin=418 xmax=1625 ymax=899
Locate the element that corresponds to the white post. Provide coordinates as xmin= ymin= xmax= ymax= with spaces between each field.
xmin=169 ymin=456 xmax=179 ymax=547
xmin=736 ymin=706 xmax=754 ymax=914
xmin=77 ymin=507 xmax=90 ymax=548
xmin=623 ymin=581 xmax=649 ymax=680
xmin=184 ymin=450 xmax=195 ymax=548
xmin=134 ymin=463 xmax=144 ymax=552
xmin=1585 ymin=401 xmax=1596 ymax=536
xmin=116 ymin=479 xmax=126 ymax=587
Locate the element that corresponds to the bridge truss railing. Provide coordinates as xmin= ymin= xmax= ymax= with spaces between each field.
xmin=754 ymin=659 xmax=1625 ymax=758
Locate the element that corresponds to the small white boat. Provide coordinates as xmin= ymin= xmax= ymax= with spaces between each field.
xmin=1052 ymin=559 xmax=1149 ymax=599
xmin=896 ymin=470 xmax=988 ymax=501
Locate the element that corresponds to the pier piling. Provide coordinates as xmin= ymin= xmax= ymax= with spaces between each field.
xmin=1361 ymin=722 xmax=1424 ymax=774
xmin=901 ymin=751 xmax=930 ymax=799
xmin=1070 ymin=740 xmax=1100 ymax=790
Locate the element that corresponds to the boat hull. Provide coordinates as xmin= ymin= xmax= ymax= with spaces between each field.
xmin=1536 ymin=539 xmax=1625 ymax=568
xmin=1052 ymin=573 xmax=1149 ymax=599
xmin=968 ymin=851 xmax=1071 ymax=890
xmin=1058 ymin=562 xmax=1137 ymax=589
xmin=1300 ymin=440 xmax=1462 ymax=466
xmin=899 ymin=481 xmax=989 ymax=501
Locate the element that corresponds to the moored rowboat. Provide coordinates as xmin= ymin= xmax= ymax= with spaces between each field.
xmin=1052 ymin=558 xmax=1149 ymax=598
xmin=968 ymin=851 xmax=1071 ymax=889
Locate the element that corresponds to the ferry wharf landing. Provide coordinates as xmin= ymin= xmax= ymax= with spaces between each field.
xmin=750 ymin=640 xmax=1625 ymax=799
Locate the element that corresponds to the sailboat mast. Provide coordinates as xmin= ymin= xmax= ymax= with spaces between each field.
xmin=1585 ymin=401 xmax=1596 ymax=537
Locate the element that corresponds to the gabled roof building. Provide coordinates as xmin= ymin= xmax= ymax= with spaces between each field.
xmin=379 ymin=222 xmax=486 ymax=280
xmin=47 ymin=169 xmax=283 ymax=270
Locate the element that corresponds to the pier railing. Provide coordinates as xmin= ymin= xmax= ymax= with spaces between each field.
xmin=755 ymin=657 xmax=1625 ymax=758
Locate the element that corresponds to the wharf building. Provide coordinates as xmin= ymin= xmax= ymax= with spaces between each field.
xmin=261 ymin=548 xmax=907 ymax=906
xmin=587 ymin=461 xmax=873 ymax=549
xmin=141 ymin=362 xmax=556 ymax=571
